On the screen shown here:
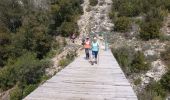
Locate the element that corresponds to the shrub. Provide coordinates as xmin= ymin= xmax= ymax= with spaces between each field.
xmin=131 ymin=51 xmax=150 ymax=73
xmin=0 ymin=52 xmax=49 ymax=91
xmin=23 ymin=84 xmax=37 ymax=97
xmin=112 ymin=47 xmax=150 ymax=74
xmin=59 ymin=22 xmax=75 ymax=37
xmin=10 ymin=86 xmax=22 ymax=100
xmin=140 ymin=21 xmax=161 ymax=40
xmin=160 ymin=71 xmax=170 ymax=92
xmin=138 ymin=81 xmax=166 ymax=100
xmin=89 ymin=0 xmax=98 ymax=6
xmin=134 ymin=78 xmax=141 ymax=85
xmin=112 ymin=46 xmax=134 ymax=75
xmin=58 ymin=51 xmax=77 ymax=67
xmin=58 ymin=58 xmax=70 ymax=67
xmin=114 ymin=17 xmax=131 ymax=33
xmin=145 ymin=7 xmax=168 ymax=23
xmin=118 ymin=2 xmax=140 ymax=17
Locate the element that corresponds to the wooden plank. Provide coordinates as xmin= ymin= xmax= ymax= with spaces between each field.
xmin=24 ymin=50 xmax=138 ymax=100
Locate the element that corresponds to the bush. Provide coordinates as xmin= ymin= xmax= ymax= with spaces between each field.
xmin=138 ymin=81 xmax=166 ymax=100
xmin=59 ymin=22 xmax=76 ymax=37
xmin=112 ymin=47 xmax=134 ymax=75
xmin=160 ymin=71 xmax=170 ymax=92
xmin=140 ymin=21 xmax=161 ymax=40
xmin=0 ymin=52 xmax=49 ymax=91
xmin=58 ymin=58 xmax=70 ymax=67
xmin=114 ymin=17 xmax=131 ymax=33
xmin=58 ymin=51 xmax=77 ymax=67
xmin=23 ymin=84 xmax=37 ymax=97
xmin=10 ymin=86 xmax=22 ymax=100
xmin=118 ymin=2 xmax=140 ymax=17
xmin=134 ymin=78 xmax=141 ymax=85
xmin=131 ymin=51 xmax=150 ymax=73
xmin=89 ymin=0 xmax=98 ymax=6
xmin=112 ymin=47 xmax=150 ymax=74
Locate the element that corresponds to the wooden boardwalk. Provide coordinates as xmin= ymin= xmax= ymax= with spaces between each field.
xmin=24 ymin=50 xmax=138 ymax=100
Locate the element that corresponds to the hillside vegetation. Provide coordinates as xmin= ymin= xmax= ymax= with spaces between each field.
xmin=110 ymin=0 xmax=170 ymax=99
xmin=0 ymin=0 xmax=82 ymax=99
xmin=110 ymin=0 xmax=170 ymax=40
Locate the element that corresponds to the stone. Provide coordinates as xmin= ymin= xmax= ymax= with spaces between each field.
xmin=146 ymin=72 xmax=154 ymax=78
xmin=144 ymin=50 xmax=156 ymax=56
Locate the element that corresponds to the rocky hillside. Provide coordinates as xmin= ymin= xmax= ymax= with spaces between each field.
xmin=109 ymin=0 xmax=170 ymax=99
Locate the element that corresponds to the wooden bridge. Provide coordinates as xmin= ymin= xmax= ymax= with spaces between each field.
xmin=24 ymin=49 xmax=138 ymax=100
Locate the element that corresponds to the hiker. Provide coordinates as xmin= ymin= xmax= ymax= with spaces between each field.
xmin=91 ymin=36 xmax=99 ymax=65
xmin=84 ymin=37 xmax=91 ymax=59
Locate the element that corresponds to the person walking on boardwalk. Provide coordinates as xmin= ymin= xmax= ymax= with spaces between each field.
xmin=91 ymin=36 xmax=99 ymax=65
xmin=84 ymin=37 xmax=91 ymax=59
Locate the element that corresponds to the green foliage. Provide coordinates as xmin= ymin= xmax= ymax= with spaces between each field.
xmin=109 ymin=12 xmax=116 ymax=21
xmin=112 ymin=47 xmax=134 ymax=75
xmin=23 ymin=84 xmax=37 ymax=97
xmin=10 ymin=85 xmax=22 ymax=100
xmin=131 ymin=51 xmax=150 ymax=73
xmin=112 ymin=0 xmax=169 ymax=17
xmin=111 ymin=0 xmax=168 ymax=40
xmin=0 ymin=0 xmax=82 ymax=98
xmin=134 ymin=78 xmax=141 ymax=85
xmin=112 ymin=0 xmax=141 ymax=17
xmin=145 ymin=8 xmax=168 ymax=23
xmin=58 ymin=51 xmax=77 ymax=67
xmin=138 ymin=81 xmax=166 ymax=100
xmin=114 ymin=17 xmax=131 ymax=33
xmin=59 ymin=22 xmax=76 ymax=37
xmin=0 ymin=0 xmax=23 ymax=32
xmin=118 ymin=2 xmax=140 ymax=17
xmin=160 ymin=71 xmax=170 ymax=92
xmin=0 ymin=52 xmax=49 ymax=91
xmin=50 ymin=0 xmax=83 ymax=36
xmin=89 ymin=0 xmax=98 ymax=6
xmin=58 ymin=58 xmax=70 ymax=67
xmin=140 ymin=21 xmax=161 ymax=40
xmin=112 ymin=47 xmax=150 ymax=75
